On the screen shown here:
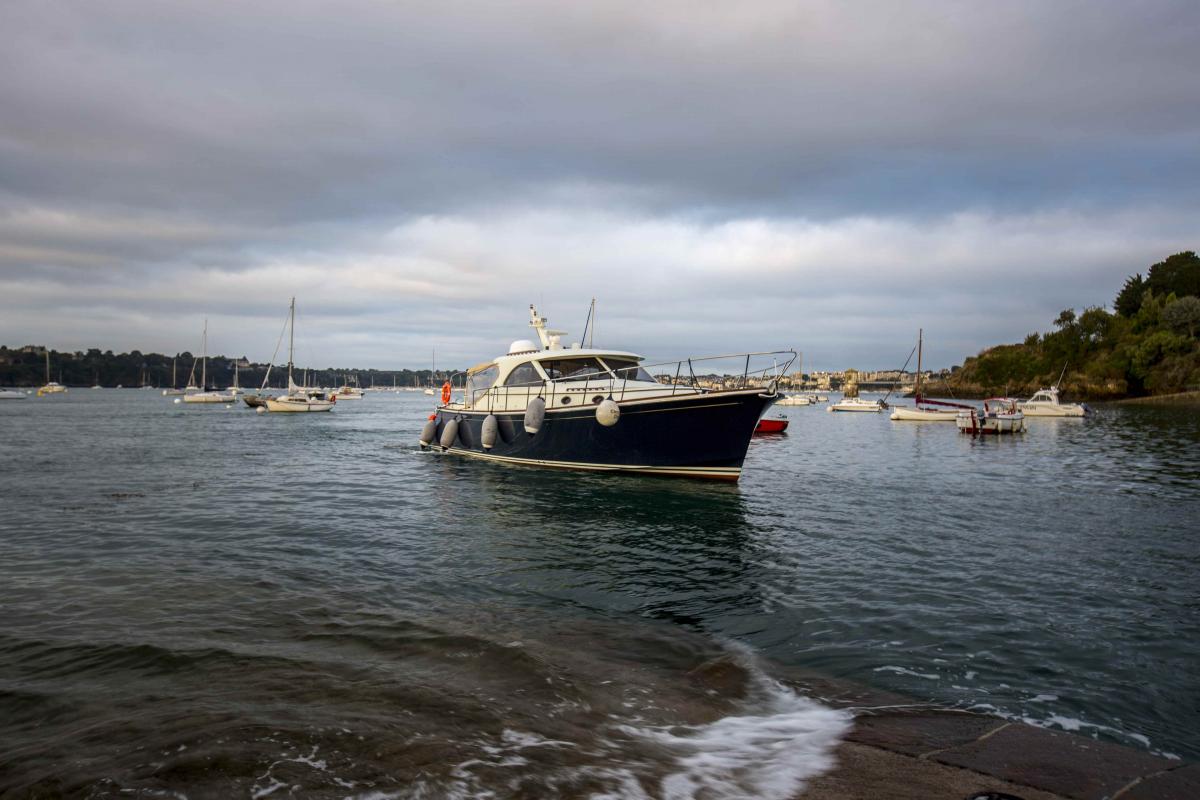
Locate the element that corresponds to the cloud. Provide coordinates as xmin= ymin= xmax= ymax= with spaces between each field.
xmin=0 ymin=1 xmax=1197 ymax=368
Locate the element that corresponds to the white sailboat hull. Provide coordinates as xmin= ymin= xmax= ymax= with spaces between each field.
xmin=182 ymin=392 xmax=236 ymax=404
xmin=266 ymin=396 xmax=334 ymax=412
xmin=890 ymin=406 xmax=959 ymax=421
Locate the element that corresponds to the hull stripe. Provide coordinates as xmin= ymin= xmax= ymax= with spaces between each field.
xmin=435 ymin=447 xmax=742 ymax=480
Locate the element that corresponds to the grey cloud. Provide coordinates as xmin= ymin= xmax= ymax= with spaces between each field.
xmin=0 ymin=1 xmax=1197 ymax=368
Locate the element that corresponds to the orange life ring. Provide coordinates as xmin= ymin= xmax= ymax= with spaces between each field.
xmin=441 ymin=381 xmax=452 ymax=404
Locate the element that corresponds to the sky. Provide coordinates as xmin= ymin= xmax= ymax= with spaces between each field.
xmin=1 ymin=1 xmax=1197 ymax=371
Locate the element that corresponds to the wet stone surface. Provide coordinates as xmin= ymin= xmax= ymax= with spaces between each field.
xmin=932 ymin=723 xmax=1176 ymax=800
xmin=845 ymin=710 xmax=1007 ymax=757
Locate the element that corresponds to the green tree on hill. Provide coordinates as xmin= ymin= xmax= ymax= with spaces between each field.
xmin=933 ymin=251 xmax=1200 ymax=399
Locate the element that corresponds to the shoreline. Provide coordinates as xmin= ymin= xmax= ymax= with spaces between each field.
xmin=773 ymin=669 xmax=1196 ymax=799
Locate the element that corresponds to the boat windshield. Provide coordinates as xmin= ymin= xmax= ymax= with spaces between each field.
xmin=466 ymin=364 xmax=500 ymax=398
xmin=602 ymin=357 xmax=655 ymax=383
xmin=539 ymin=357 xmax=610 ymax=382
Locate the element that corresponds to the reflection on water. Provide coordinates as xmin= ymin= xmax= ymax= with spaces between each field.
xmin=0 ymin=391 xmax=1198 ymax=796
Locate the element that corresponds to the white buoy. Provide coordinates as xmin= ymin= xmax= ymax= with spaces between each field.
xmin=256 ymin=406 xmax=266 ymax=414
xmin=173 ymin=398 xmax=182 ymax=404
xmin=481 ymin=414 xmax=498 ymax=449
xmin=595 ymin=398 xmax=620 ymax=427
xmin=419 ymin=418 xmax=437 ymax=447
xmin=439 ymin=417 xmax=459 ymax=448
xmin=524 ymin=397 xmax=546 ymax=434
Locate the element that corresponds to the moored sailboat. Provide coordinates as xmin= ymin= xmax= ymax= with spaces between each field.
xmin=265 ymin=298 xmax=335 ymax=413
xmin=182 ymin=321 xmax=236 ymax=404
xmin=890 ymin=330 xmax=973 ymax=421
xmin=37 ymin=351 xmax=67 ymax=396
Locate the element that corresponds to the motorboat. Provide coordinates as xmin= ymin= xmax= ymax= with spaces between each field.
xmin=775 ymin=393 xmax=811 ymax=406
xmin=334 ymin=384 xmax=364 ymax=400
xmin=419 ymin=305 xmax=792 ymax=481
xmin=956 ymin=398 xmax=1026 ymax=435
xmin=0 ymin=389 xmax=25 ymax=400
xmin=182 ymin=320 xmax=236 ymax=404
xmin=1019 ymin=386 xmax=1087 ymax=417
xmin=829 ymin=397 xmax=884 ymax=412
xmin=264 ymin=298 xmax=334 ymax=413
xmin=754 ymin=417 xmax=789 ymax=434
xmin=890 ymin=330 xmax=973 ymax=421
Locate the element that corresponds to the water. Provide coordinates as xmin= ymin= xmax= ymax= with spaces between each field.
xmin=1 ymin=390 xmax=1197 ymax=797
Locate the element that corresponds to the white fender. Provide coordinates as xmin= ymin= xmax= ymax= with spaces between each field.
xmin=524 ymin=396 xmax=546 ymax=434
xmin=482 ymin=414 xmax=499 ymax=449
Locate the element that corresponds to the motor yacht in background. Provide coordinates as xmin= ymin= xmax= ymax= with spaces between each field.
xmin=827 ymin=370 xmax=882 ymax=412
xmin=1019 ymin=386 xmax=1087 ymax=417
xmin=956 ymin=398 xmax=1026 ymax=435
xmin=419 ymin=305 xmax=791 ymax=480
xmin=775 ymin=393 xmax=811 ymax=406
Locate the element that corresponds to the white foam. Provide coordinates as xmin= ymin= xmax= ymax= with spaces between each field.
xmin=624 ymin=649 xmax=852 ymax=800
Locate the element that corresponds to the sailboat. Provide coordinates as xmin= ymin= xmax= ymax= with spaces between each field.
xmin=424 ymin=349 xmax=437 ymax=395
xmin=182 ymin=320 xmax=236 ymax=404
xmin=37 ymin=351 xmax=67 ymax=396
xmin=890 ymin=330 xmax=972 ymax=421
xmin=265 ymin=298 xmax=334 ymax=412
xmin=162 ymin=358 xmax=185 ymax=395
xmin=226 ymin=360 xmax=244 ymax=395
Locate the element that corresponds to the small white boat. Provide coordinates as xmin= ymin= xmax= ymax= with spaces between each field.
xmin=828 ymin=396 xmax=884 ymax=412
xmin=264 ymin=298 xmax=334 ymax=413
xmin=0 ymin=389 xmax=26 ymax=400
xmin=956 ymin=398 xmax=1026 ymax=435
xmin=775 ymin=393 xmax=811 ymax=406
xmin=1019 ymin=386 xmax=1087 ymax=417
xmin=334 ymin=382 xmax=364 ymax=400
xmin=182 ymin=321 xmax=235 ymax=404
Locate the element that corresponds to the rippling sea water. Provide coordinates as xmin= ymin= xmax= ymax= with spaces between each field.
xmin=1 ymin=390 xmax=1197 ymax=797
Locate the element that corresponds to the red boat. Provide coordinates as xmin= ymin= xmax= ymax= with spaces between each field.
xmin=754 ymin=418 xmax=789 ymax=434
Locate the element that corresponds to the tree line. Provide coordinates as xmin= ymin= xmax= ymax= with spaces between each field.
xmin=0 ymin=347 xmax=454 ymax=390
xmin=930 ymin=251 xmax=1200 ymax=399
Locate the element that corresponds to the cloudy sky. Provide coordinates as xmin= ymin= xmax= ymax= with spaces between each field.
xmin=2 ymin=1 xmax=1197 ymax=370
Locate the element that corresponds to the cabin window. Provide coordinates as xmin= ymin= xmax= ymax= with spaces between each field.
xmin=466 ymin=365 xmax=499 ymax=400
xmin=539 ymin=358 xmax=608 ymax=382
xmin=503 ymin=361 xmax=542 ymax=387
xmin=602 ymin=358 xmax=655 ymax=383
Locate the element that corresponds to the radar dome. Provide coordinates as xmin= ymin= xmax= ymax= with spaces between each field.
xmin=508 ymin=339 xmax=538 ymax=355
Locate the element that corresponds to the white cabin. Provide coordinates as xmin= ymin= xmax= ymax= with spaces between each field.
xmin=455 ymin=306 xmax=702 ymax=413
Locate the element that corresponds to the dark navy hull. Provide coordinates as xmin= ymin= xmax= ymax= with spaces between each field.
xmin=427 ymin=389 xmax=774 ymax=480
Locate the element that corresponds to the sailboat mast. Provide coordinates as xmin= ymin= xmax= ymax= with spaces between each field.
xmin=172 ymin=358 xmax=177 ymax=389
xmin=287 ymin=297 xmax=295 ymax=387
xmin=201 ymin=319 xmax=208 ymax=390
xmin=916 ymin=328 xmax=923 ymax=401
xmin=45 ymin=350 xmax=50 ymax=384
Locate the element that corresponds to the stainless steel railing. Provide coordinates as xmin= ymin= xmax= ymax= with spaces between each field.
xmin=446 ymin=349 xmax=796 ymax=410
